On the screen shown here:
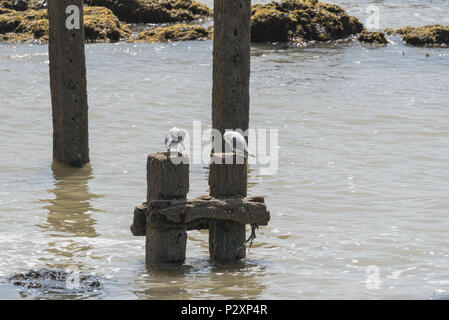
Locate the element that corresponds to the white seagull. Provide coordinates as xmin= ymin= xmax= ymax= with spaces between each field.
xmin=223 ymin=131 xmax=253 ymax=157
xmin=165 ymin=127 xmax=185 ymax=152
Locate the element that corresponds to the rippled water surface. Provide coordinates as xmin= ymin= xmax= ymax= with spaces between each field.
xmin=1 ymin=1 xmax=449 ymax=299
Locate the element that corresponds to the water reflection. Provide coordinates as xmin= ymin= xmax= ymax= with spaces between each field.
xmin=133 ymin=259 xmax=267 ymax=299
xmin=35 ymin=161 xmax=103 ymax=268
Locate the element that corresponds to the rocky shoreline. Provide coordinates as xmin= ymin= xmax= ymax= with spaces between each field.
xmin=0 ymin=0 xmax=448 ymax=47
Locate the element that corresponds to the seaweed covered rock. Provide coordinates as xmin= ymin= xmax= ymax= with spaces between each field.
xmin=358 ymin=29 xmax=388 ymax=45
xmin=85 ymin=0 xmax=212 ymax=23
xmin=0 ymin=5 xmax=131 ymax=42
xmin=251 ymin=0 xmax=364 ymax=43
xmin=396 ymin=25 xmax=449 ymax=47
xmin=0 ymin=0 xmax=28 ymax=11
xmin=0 ymin=8 xmax=48 ymax=41
xmin=384 ymin=28 xmax=394 ymax=36
xmin=84 ymin=6 xmax=131 ymax=42
xmin=251 ymin=8 xmax=292 ymax=42
xmin=26 ymin=0 xmax=47 ymax=10
xmin=134 ymin=23 xmax=211 ymax=43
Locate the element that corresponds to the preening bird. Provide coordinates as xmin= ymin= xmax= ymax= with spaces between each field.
xmin=223 ymin=131 xmax=253 ymax=157
xmin=165 ymin=127 xmax=185 ymax=152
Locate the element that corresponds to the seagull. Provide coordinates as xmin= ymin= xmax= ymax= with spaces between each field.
xmin=223 ymin=131 xmax=254 ymax=157
xmin=165 ymin=127 xmax=185 ymax=152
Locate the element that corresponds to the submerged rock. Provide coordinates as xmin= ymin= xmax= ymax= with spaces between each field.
xmin=85 ymin=0 xmax=212 ymax=24
xmin=134 ymin=23 xmax=211 ymax=43
xmin=251 ymin=0 xmax=364 ymax=43
xmin=358 ymin=29 xmax=388 ymax=45
xmin=0 ymin=6 xmax=131 ymax=42
xmin=9 ymin=269 xmax=102 ymax=295
xmin=396 ymin=25 xmax=449 ymax=47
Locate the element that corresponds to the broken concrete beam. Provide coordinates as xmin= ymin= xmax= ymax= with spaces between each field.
xmin=130 ymin=203 xmax=147 ymax=236
xmin=149 ymin=196 xmax=270 ymax=226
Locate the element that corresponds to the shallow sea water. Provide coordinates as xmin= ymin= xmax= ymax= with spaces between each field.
xmin=0 ymin=0 xmax=449 ymax=299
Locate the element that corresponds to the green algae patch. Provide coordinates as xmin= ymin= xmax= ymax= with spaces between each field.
xmin=0 ymin=5 xmax=131 ymax=43
xmin=396 ymin=25 xmax=449 ymax=47
xmin=134 ymin=23 xmax=211 ymax=43
xmin=358 ymin=29 xmax=388 ymax=45
xmin=85 ymin=0 xmax=212 ymax=24
xmin=250 ymin=0 xmax=364 ymax=44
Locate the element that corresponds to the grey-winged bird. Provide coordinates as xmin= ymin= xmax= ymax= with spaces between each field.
xmin=165 ymin=127 xmax=185 ymax=152
xmin=223 ymin=131 xmax=254 ymax=157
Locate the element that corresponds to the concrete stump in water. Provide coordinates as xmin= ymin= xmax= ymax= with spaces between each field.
xmin=209 ymin=154 xmax=248 ymax=262
xmin=145 ymin=153 xmax=189 ymax=265
xmin=146 ymin=227 xmax=188 ymax=265
xmin=130 ymin=158 xmax=271 ymax=265
xmin=147 ymin=153 xmax=189 ymax=202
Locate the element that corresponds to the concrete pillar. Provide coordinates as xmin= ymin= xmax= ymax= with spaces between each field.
xmin=209 ymin=153 xmax=247 ymax=198
xmin=209 ymin=0 xmax=251 ymax=263
xmin=147 ymin=153 xmax=189 ymax=203
xmin=146 ymin=153 xmax=189 ymax=265
xmin=48 ymin=0 xmax=89 ymax=167
xmin=212 ymin=0 xmax=251 ymax=136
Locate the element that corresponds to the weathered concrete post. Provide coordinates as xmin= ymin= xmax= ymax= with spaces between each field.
xmin=48 ymin=0 xmax=89 ymax=167
xmin=209 ymin=154 xmax=248 ymax=261
xmin=209 ymin=0 xmax=251 ymax=262
xmin=146 ymin=153 xmax=189 ymax=265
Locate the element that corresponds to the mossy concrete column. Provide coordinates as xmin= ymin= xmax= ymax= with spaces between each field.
xmin=209 ymin=0 xmax=251 ymax=263
xmin=48 ymin=0 xmax=89 ymax=167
